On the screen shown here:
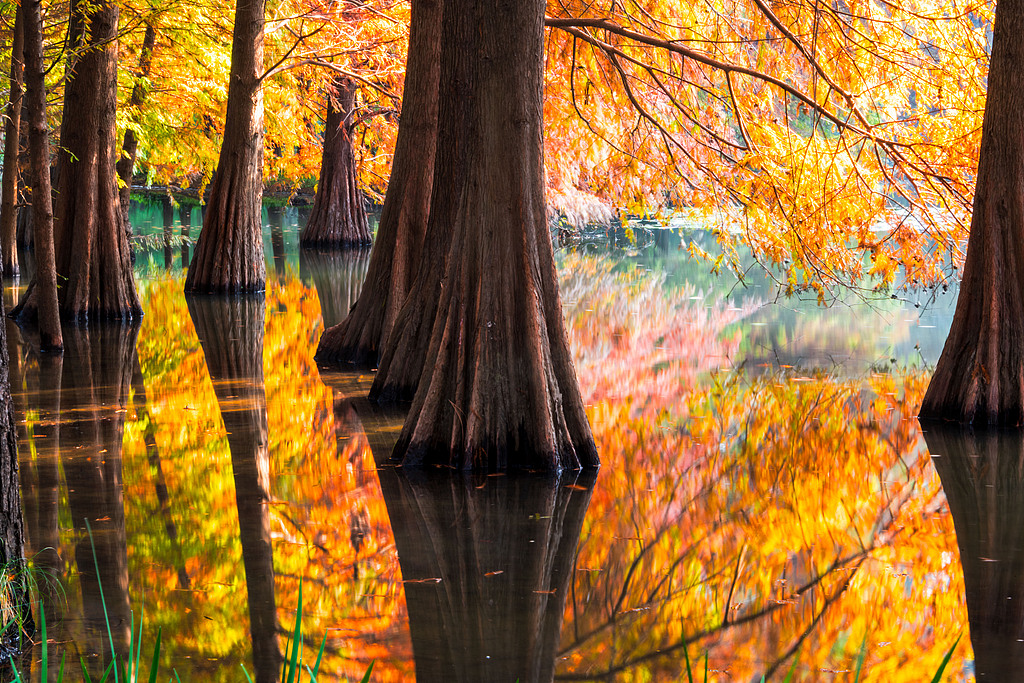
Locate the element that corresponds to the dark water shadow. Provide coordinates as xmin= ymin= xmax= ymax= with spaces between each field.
xmin=924 ymin=425 xmax=1024 ymax=678
xmin=299 ymin=248 xmax=369 ymax=329
xmin=340 ymin=394 xmax=595 ymax=683
xmin=186 ymin=294 xmax=282 ymax=683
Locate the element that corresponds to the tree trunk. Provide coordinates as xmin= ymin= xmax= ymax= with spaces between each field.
xmin=162 ymin=195 xmax=174 ymax=269
xmin=0 ymin=4 xmax=24 ymax=278
xmin=183 ymin=0 xmax=266 ymax=294
xmin=920 ymin=0 xmax=1024 ymax=424
xmin=300 ymin=76 xmax=371 ymax=248
xmin=386 ymin=0 xmax=598 ymax=472
xmin=180 ymin=203 xmax=192 ymax=268
xmin=925 ymin=426 xmax=1024 ymax=677
xmin=186 ymin=294 xmax=282 ymax=682
xmin=15 ymin=0 xmax=140 ymax=323
xmin=15 ymin=0 xmax=62 ymax=350
xmin=116 ymin=21 xmax=158 ymax=239
xmin=370 ymin=0 xmax=473 ymax=403
xmin=314 ymin=0 xmax=440 ymax=367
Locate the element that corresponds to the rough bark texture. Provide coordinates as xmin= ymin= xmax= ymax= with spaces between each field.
xmin=15 ymin=0 xmax=140 ymax=322
xmin=61 ymin=325 xmax=138 ymax=669
xmin=299 ymin=248 xmax=369 ymax=328
xmin=377 ymin=467 xmax=595 ymax=682
xmin=370 ymin=0 xmax=472 ymax=403
xmin=314 ymin=0 xmax=440 ymax=367
xmin=187 ymin=295 xmax=282 ymax=682
xmin=16 ymin=0 xmax=61 ymax=350
xmin=387 ymin=0 xmax=598 ymax=472
xmin=300 ymin=77 xmax=371 ymax=248
xmin=183 ymin=0 xmax=266 ymax=293
xmin=116 ymin=22 xmax=158 ymax=238
xmin=925 ymin=426 xmax=1024 ymax=677
xmin=0 ymin=283 xmax=29 ymax=655
xmin=0 ymin=4 xmax=24 ymax=278
xmin=920 ymin=0 xmax=1024 ymax=425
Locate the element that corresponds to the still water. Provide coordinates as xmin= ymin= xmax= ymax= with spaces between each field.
xmin=3 ymin=198 xmax=1003 ymax=681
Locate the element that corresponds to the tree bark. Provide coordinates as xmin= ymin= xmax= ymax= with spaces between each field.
xmin=386 ymin=0 xmax=598 ymax=472
xmin=15 ymin=0 xmax=140 ymax=323
xmin=186 ymin=294 xmax=282 ymax=682
xmin=15 ymin=0 xmax=62 ymax=350
xmin=300 ymin=76 xmax=371 ymax=248
xmin=183 ymin=0 xmax=267 ymax=293
xmin=116 ymin=21 xmax=158 ymax=239
xmin=0 ymin=4 xmax=24 ymax=278
xmin=314 ymin=0 xmax=440 ymax=367
xmin=925 ymin=426 xmax=1024 ymax=677
xmin=920 ymin=0 xmax=1024 ymax=425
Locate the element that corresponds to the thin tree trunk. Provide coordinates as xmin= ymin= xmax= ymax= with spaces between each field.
xmin=0 ymin=5 xmax=24 ymax=278
xmin=162 ymin=195 xmax=174 ymax=269
xmin=180 ymin=203 xmax=192 ymax=268
xmin=386 ymin=0 xmax=598 ymax=472
xmin=116 ymin=21 xmax=158 ymax=238
xmin=268 ymin=205 xmax=286 ymax=280
xmin=920 ymin=0 xmax=1024 ymax=424
xmin=314 ymin=0 xmax=440 ymax=367
xmin=186 ymin=295 xmax=282 ymax=682
xmin=16 ymin=0 xmax=62 ymax=350
xmin=300 ymin=76 xmax=371 ymax=248
xmin=183 ymin=0 xmax=266 ymax=293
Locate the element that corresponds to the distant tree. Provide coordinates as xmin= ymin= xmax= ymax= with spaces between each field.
xmin=0 ymin=4 xmax=24 ymax=278
xmin=300 ymin=75 xmax=372 ymax=248
xmin=183 ymin=0 xmax=267 ymax=293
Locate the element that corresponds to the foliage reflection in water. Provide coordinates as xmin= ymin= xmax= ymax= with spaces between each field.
xmin=3 ymin=207 xmax=984 ymax=681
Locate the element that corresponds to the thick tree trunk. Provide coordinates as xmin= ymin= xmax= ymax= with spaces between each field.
xmin=314 ymin=0 xmax=440 ymax=367
xmin=300 ymin=77 xmax=371 ymax=248
xmin=370 ymin=0 xmax=473 ymax=403
xmin=920 ymin=0 xmax=1024 ymax=424
xmin=925 ymin=427 xmax=1024 ymax=677
xmin=0 ymin=5 xmax=24 ymax=278
xmin=15 ymin=0 xmax=140 ymax=322
xmin=15 ymin=0 xmax=62 ymax=350
xmin=187 ymin=295 xmax=282 ymax=682
xmin=183 ymin=0 xmax=266 ymax=293
xmin=0 ymin=287 xmax=29 ymax=654
xmin=387 ymin=0 xmax=598 ymax=472
xmin=116 ymin=21 xmax=158 ymax=239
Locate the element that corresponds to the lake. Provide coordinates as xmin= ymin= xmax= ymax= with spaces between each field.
xmin=5 ymin=197 xmax=994 ymax=681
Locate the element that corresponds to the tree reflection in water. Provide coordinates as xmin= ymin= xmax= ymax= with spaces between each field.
xmin=187 ymin=294 xmax=282 ymax=683
xmin=926 ymin=426 xmax=1024 ymax=679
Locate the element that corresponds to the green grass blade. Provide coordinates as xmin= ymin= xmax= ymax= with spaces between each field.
xmin=79 ymin=656 xmax=94 ymax=683
xmin=929 ymin=633 xmax=962 ymax=683
xmin=703 ymin=651 xmax=708 ymax=683
xmin=359 ymin=660 xmax=375 ymax=683
xmin=311 ymin=633 xmax=326 ymax=679
xmin=85 ymin=520 xmax=119 ymax=683
xmin=40 ymin=601 xmax=47 ymax=683
xmin=241 ymin=663 xmax=254 ymax=683
xmin=174 ymin=669 xmax=182 ymax=683
xmin=58 ymin=653 xmax=65 ymax=682
xmin=8 ymin=656 xmax=23 ymax=682
xmin=147 ymin=626 xmax=162 ymax=683
xmin=303 ymin=663 xmax=318 ymax=683
xmin=782 ymin=655 xmax=798 ymax=683
xmin=286 ymin=580 xmax=304 ymax=683
xmin=681 ymin=639 xmax=693 ymax=683
xmin=853 ymin=633 xmax=868 ymax=683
